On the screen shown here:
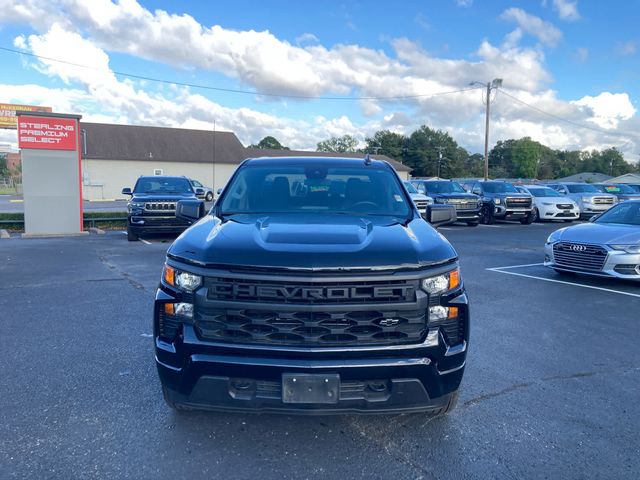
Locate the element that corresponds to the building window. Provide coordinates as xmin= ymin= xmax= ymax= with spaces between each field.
xmin=153 ymin=169 xmax=163 ymax=176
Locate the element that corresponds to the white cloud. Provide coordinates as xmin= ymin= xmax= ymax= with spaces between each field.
xmin=552 ymin=0 xmax=580 ymax=21
xmin=574 ymin=47 xmax=588 ymax=63
xmin=616 ymin=41 xmax=637 ymax=56
xmin=501 ymin=8 xmax=563 ymax=46
xmin=455 ymin=0 xmax=473 ymax=6
xmin=295 ymin=33 xmax=318 ymax=45
xmin=572 ymin=92 xmax=636 ymax=129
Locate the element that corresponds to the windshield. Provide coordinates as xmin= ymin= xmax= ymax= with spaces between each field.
xmin=219 ymin=164 xmax=411 ymax=217
xmin=134 ymin=177 xmax=193 ymax=194
xmin=422 ymin=181 xmax=466 ymax=194
xmin=527 ymin=187 xmax=563 ymax=198
xmin=595 ymin=202 xmax=640 ymax=226
xmin=629 ymin=185 xmax=640 ymax=193
xmin=403 ymin=181 xmax=418 ymax=194
xmin=600 ymin=184 xmax=636 ymax=194
xmin=566 ymin=184 xmax=599 ymax=193
xmin=481 ymin=182 xmax=518 ymax=193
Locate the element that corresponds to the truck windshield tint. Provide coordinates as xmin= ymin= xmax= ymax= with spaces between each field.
xmin=567 ymin=184 xmax=599 ymax=193
xmin=481 ymin=182 xmax=518 ymax=193
xmin=135 ymin=178 xmax=193 ymax=194
xmin=220 ymin=164 xmax=411 ymax=217
xmin=424 ymin=181 xmax=466 ymax=194
xmin=403 ymin=181 xmax=419 ymax=194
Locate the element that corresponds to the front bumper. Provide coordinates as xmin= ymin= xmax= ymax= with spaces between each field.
xmin=538 ymin=204 xmax=579 ymax=220
xmin=579 ymin=203 xmax=614 ymax=218
xmin=544 ymin=242 xmax=640 ymax=280
xmin=128 ymin=215 xmax=191 ymax=234
xmin=494 ymin=205 xmax=532 ymax=219
xmin=154 ymin=284 xmax=469 ymax=414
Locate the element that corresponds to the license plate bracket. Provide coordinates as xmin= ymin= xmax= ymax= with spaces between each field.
xmin=282 ymin=373 xmax=340 ymax=404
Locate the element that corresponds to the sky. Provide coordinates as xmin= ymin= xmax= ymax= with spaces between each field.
xmin=0 ymin=0 xmax=638 ymax=163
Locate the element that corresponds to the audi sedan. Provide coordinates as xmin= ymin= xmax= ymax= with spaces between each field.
xmin=544 ymin=200 xmax=640 ymax=281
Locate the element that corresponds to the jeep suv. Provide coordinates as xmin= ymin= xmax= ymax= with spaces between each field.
xmin=154 ymin=157 xmax=468 ymax=414
xmin=463 ymin=181 xmax=534 ymax=224
xmin=122 ymin=176 xmax=204 ymax=241
xmin=411 ymin=180 xmax=481 ymax=226
xmin=546 ymin=182 xmax=617 ymax=219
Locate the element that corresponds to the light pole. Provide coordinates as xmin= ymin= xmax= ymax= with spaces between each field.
xmin=470 ymin=78 xmax=502 ymax=181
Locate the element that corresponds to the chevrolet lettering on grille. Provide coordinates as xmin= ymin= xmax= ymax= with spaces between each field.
xmin=211 ymin=283 xmax=416 ymax=301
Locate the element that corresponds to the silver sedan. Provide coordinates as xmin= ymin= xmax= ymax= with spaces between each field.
xmin=544 ymin=200 xmax=640 ymax=281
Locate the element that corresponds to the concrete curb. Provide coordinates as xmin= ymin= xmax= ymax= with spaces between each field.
xmin=88 ymin=227 xmax=106 ymax=235
xmin=21 ymin=231 xmax=90 ymax=238
xmin=0 ymin=229 xmax=10 ymax=239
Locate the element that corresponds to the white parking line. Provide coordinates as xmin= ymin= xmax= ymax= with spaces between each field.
xmin=139 ymin=238 xmax=152 ymax=245
xmin=487 ymin=263 xmax=640 ymax=298
xmin=479 ymin=224 xmax=502 ymax=228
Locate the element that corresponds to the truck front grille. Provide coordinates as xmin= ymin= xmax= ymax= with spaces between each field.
xmin=593 ymin=197 xmax=614 ymax=205
xmin=556 ymin=203 xmax=574 ymax=209
xmin=414 ymin=200 xmax=428 ymax=209
xmin=506 ymin=197 xmax=532 ymax=208
xmin=145 ymin=202 xmax=176 ymax=212
xmin=451 ymin=200 xmax=478 ymax=210
xmin=205 ymin=277 xmax=417 ymax=305
xmin=195 ymin=308 xmax=427 ymax=346
xmin=553 ymin=242 xmax=608 ymax=271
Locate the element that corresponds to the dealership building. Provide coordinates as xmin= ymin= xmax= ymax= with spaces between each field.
xmin=78 ymin=123 xmax=411 ymax=200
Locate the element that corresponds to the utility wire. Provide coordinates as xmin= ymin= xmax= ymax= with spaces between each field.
xmin=0 ymin=45 xmax=482 ymax=101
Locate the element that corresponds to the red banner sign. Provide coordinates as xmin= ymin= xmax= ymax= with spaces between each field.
xmin=18 ymin=116 xmax=78 ymax=150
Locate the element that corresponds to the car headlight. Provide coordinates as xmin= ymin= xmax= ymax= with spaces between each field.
xmin=546 ymin=229 xmax=564 ymax=244
xmin=542 ymin=202 xmax=554 ymax=206
xmin=163 ymin=264 xmax=202 ymax=291
xmin=128 ymin=201 xmax=145 ymax=210
xmin=581 ymin=196 xmax=592 ymax=203
xmin=421 ymin=268 xmax=460 ymax=295
xmin=435 ymin=197 xmax=448 ymax=204
xmin=609 ymin=244 xmax=640 ymax=254
xmin=494 ymin=198 xmax=501 ymax=204
xmin=164 ymin=302 xmax=194 ymax=319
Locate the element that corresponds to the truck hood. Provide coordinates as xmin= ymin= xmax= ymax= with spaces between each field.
xmin=553 ymin=222 xmax=640 ymax=245
xmin=130 ymin=193 xmax=196 ymax=202
xmin=168 ymin=213 xmax=457 ymax=271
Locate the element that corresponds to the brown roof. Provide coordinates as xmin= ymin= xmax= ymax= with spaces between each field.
xmin=82 ymin=122 xmax=246 ymax=164
xmin=244 ymin=148 xmax=411 ymax=172
xmin=80 ymin=122 xmax=411 ymax=172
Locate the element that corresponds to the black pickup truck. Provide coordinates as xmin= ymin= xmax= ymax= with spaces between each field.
xmin=122 ymin=176 xmax=205 ymax=241
xmin=154 ymin=156 xmax=469 ymax=415
xmin=462 ymin=180 xmax=534 ymax=224
xmin=411 ymin=180 xmax=481 ymax=226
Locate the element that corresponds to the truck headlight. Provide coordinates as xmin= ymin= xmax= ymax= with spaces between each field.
xmin=435 ymin=198 xmax=448 ymax=204
xmin=581 ymin=196 xmax=592 ymax=203
xmin=164 ymin=302 xmax=194 ymax=319
xmin=163 ymin=264 xmax=202 ymax=291
xmin=128 ymin=201 xmax=145 ymax=211
xmin=494 ymin=198 xmax=501 ymax=205
xmin=421 ymin=268 xmax=460 ymax=294
xmin=609 ymin=244 xmax=640 ymax=254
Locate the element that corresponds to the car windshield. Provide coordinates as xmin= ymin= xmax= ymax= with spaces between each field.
xmin=527 ymin=187 xmax=563 ymax=198
xmin=481 ymin=182 xmax=518 ymax=193
xmin=403 ymin=181 xmax=419 ymax=194
xmin=602 ymin=184 xmax=636 ymax=194
xmin=134 ymin=177 xmax=193 ymax=194
xmin=423 ymin=181 xmax=466 ymax=194
xmin=219 ymin=163 xmax=411 ymax=217
xmin=629 ymin=185 xmax=640 ymax=193
xmin=595 ymin=202 xmax=640 ymax=226
xmin=566 ymin=184 xmax=599 ymax=193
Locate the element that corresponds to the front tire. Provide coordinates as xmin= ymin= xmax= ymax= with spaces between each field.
xmin=531 ymin=207 xmax=539 ymax=223
xmin=520 ymin=212 xmax=534 ymax=224
xmin=127 ymin=227 xmax=138 ymax=242
xmin=481 ymin=205 xmax=495 ymax=225
xmin=205 ymin=192 xmax=213 ymax=202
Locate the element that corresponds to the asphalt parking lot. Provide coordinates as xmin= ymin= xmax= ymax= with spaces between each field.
xmin=1 ymin=222 xmax=639 ymax=479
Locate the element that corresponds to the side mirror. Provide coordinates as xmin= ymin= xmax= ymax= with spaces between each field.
xmin=121 ymin=187 xmax=132 ymax=195
xmin=176 ymin=199 xmax=206 ymax=223
xmin=216 ymin=188 xmax=223 ymax=195
xmin=426 ymin=204 xmax=457 ymax=227
xmin=195 ymin=188 xmax=205 ymax=196
xmin=588 ymin=214 xmax=600 ymax=223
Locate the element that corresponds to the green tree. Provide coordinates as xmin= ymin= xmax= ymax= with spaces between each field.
xmin=404 ymin=125 xmax=468 ymax=178
xmin=316 ymin=134 xmax=359 ymax=153
xmin=364 ymin=130 xmax=406 ymax=160
xmin=249 ymin=136 xmax=289 ymax=150
xmin=0 ymin=153 xmax=9 ymax=177
xmin=511 ymin=137 xmax=540 ymax=178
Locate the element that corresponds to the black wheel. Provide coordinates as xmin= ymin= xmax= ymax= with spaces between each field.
xmin=466 ymin=221 xmax=479 ymax=227
xmin=531 ymin=207 xmax=539 ymax=222
xmin=520 ymin=212 xmax=534 ymax=224
xmin=162 ymin=385 xmax=191 ymax=411
xmin=481 ymin=205 xmax=495 ymax=225
xmin=127 ymin=227 xmax=138 ymax=242
xmin=205 ymin=192 xmax=213 ymax=202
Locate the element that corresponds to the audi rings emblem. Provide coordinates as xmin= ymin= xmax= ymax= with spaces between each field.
xmin=570 ymin=244 xmax=587 ymax=252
